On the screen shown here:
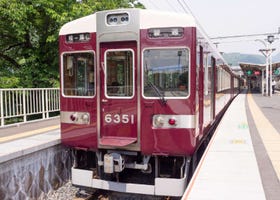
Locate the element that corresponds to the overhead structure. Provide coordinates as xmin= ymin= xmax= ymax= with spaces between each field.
xmin=239 ymin=62 xmax=280 ymax=94
xmin=138 ymin=0 xmax=192 ymax=13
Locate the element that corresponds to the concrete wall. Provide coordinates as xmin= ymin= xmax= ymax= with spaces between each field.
xmin=0 ymin=145 xmax=72 ymax=200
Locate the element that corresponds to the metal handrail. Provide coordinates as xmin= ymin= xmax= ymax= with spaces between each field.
xmin=0 ymin=88 xmax=60 ymax=127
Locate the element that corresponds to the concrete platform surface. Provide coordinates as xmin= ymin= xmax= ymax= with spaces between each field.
xmin=0 ymin=118 xmax=60 ymax=163
xmin=182 ymin=94 xmax=266 ymax=200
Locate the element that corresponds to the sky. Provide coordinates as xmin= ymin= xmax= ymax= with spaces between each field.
xmin=138 ymin=0 xmax=280 ymax=55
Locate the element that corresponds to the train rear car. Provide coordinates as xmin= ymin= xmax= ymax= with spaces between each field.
xmin=59 ymin=8 xmax=239 ymax=197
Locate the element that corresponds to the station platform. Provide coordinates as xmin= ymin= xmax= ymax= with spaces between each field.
xmin=182 ymin=92 xmax=280 ymax=200
xmin=0 ymin=117 xmax=60 ymax=163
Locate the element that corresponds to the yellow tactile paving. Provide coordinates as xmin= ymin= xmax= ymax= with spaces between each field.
xmin=247 ymin=93 xmax=280 ymax=180
xmin=274 ymin=162 xmax=280 ymax=179
xmin=0 ymin=125 xmax=60 ymax=143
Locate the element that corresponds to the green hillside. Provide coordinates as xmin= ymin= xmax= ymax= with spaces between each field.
xmin=223 ymin=53 xmax=265 ymax=66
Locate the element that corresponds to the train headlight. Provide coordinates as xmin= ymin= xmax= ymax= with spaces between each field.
xmin=81 ymin=113 xmax=90 ymax=124
xmin=108 ymin=16 xmax=118 ymax=25
xmin=153 ymin=116 xmax=164 ymax=128
xmin=107 ymin=13 xmax=129 ymax=25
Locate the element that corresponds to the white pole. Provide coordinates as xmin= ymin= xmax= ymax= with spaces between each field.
xmin=0 ymin=90 xmax=4 ymax=127
xmin=256 ymin=39 xmax=269 ymax=96
xmin=261 ymin=68 xmax=264 ymax=95
xmin=269 ymin=49 xmax=272 ymax=97
xmin=23 ymin=89 xmax=27 ymax=123
xmin=265 ymin=54 xmax=269 ymax=96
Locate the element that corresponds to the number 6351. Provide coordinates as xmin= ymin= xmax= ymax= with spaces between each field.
xmin=104 ymin=114 xmax=135 ymax=124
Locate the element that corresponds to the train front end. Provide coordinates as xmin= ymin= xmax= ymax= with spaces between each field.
xmin=59 ymin=9 xmax=198 ymax=197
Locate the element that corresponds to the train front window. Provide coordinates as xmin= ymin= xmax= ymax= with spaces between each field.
xmin=105 ymin=50 xmax=134 ymax=98
xmin=143 ymin=48 xmax=189 ymax=98
xmin=62 ymin=52 xmax=95 ymax=97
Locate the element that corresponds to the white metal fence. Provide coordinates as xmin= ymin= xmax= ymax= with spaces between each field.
xmin=0 ymin=88 xmax=60 ymax=127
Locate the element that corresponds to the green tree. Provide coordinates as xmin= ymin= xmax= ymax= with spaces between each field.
xmin=0 ymin=0 xmax=143 ymax=88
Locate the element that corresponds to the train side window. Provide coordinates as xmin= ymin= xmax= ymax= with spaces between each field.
xmin=204 ymin=53 xmax=210 ymax=96
xmin=143 ymin=48 xmax=190 ymax=98
xmin=62 ymin=52 xmax=95 ymax=97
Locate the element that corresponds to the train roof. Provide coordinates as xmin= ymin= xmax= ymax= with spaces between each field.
xmin=59 ymin=14 xmax=97 ymax=35
xmin=59 ymin=8 xmax=196 ymax=35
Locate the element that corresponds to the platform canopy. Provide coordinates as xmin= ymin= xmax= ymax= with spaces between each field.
xmin=239 ymin=62 xmax=280 ymax=76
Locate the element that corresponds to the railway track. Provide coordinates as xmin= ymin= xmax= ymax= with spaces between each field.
xmin=73 ymin=190 xmax=101 ymax=200
xmin=73 ymin=189 xmax=180 ymax=200
xmin=46 ymin=181 xmax=180 ymax=200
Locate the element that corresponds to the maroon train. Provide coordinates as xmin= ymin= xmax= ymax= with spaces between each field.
xmin=59 ymin=8 xmax=241 ymax=197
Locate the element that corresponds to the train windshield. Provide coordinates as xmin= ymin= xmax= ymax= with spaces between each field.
xmin=143 ymin=48 xmax=189 ymax=98
xmin=62 ymin=52 xmax=95 ymax=97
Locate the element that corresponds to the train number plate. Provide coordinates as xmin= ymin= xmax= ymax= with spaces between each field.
xmin=104 ymin=114 xmax=135 ymax=124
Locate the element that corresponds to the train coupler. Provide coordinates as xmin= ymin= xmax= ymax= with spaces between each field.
xmin=104 ymin=153 xmax=125 ymax=173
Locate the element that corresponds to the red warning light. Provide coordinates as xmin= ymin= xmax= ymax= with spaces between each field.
xmin=254 ymin=71 xmax=260 ymax=75
xmin=168 ymin=118 xmax=176 ymax=126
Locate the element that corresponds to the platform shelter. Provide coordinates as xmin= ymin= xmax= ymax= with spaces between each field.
xmin=239 ymin=62 xmax=280 ymax=94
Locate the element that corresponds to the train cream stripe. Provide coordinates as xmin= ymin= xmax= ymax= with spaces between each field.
xmin=0 ymin=125 xmax=60 ymax=143
xmin=247 ymin=93 xmax=280 ymax=180
xmin=152 ymin=115 xmax=196 ymax=129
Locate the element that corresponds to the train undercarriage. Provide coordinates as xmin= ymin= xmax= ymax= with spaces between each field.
xmin=70 ymin=111 xmax=223 ymax=198
xmin=71 ymin=149 xmax=191 ymax=197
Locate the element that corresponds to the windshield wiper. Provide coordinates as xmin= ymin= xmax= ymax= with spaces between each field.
xmin=147 ymin=81 xmax=167 ymax=105
xmin=145 ymin=61 xmax=167 ymax=105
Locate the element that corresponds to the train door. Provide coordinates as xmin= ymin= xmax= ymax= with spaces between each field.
xmin=99 ymin=42 xmax=138 ymax=148
xmin=210 ymin=57 xmax=216 ymax=120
